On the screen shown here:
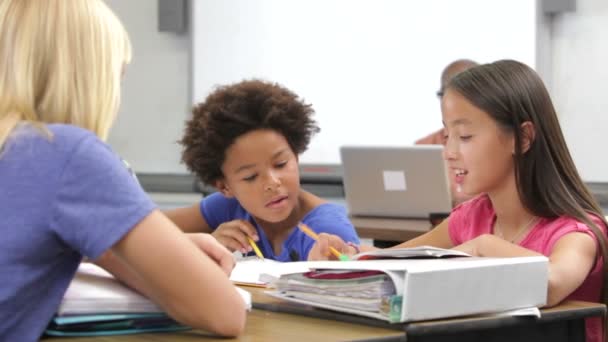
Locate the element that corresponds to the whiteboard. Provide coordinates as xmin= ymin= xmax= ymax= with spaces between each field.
xmin=191 ymin=0 xmax=539 ymax=165
xmin=551 ymin=5 xmax=608 ymax=183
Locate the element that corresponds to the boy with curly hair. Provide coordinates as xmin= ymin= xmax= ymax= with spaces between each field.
xmin=166 ymin=80 xmax=359 ymax=261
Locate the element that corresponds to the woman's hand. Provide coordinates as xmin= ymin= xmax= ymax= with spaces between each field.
xmin=307 ymin=233 xmax=358 ymax=260
xmin=211 ymin=219 xmax=259 ymax=254
xmin=187 ymin=233 xmax=236 ymax=276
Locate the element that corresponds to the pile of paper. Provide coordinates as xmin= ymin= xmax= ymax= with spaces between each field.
xmin=48 ymin=263 xmax=250 ymax=337
xmin=352 ymin=245 xmax=470 ymax=260
xmin=57 ymin=263 xmax=162 ymax=315
xmin=273 ymin=270 xmax=396 ymax=313
xmin=268 ymin=254 xmax=549 ymax=323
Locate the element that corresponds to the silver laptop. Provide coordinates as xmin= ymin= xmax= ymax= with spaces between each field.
xmin=340 ymin=145 xmax=452 ymax=219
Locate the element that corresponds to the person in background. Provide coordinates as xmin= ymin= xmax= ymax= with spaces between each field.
xmin=0 ymin=1 xmax=246 ymax=340
xmin=165 ymin=80 xmax=360 ymax=261
xmin=416 ymin=59 xmax=479 ymax=205
xmin=310 ymin=60 xmax=608 ymax=342
xmin=415 ymin=59 xmax=479 ymax=145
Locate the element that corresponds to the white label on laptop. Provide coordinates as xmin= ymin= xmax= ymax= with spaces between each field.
xmin=382 ymin=170 xmax=407 ymax=191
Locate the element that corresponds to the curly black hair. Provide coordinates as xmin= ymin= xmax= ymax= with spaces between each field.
xmin=180 ymin=79 xmax=319 ymax=185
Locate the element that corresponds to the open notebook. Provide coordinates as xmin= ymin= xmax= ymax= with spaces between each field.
xmin=230 ymin=257 xmax=313 ymax=287
xmin=229 ymin=248 xmax=469 ymax=286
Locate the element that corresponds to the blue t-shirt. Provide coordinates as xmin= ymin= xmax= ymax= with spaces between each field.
xmin=200 ymin=192 xmax=359 ymax=261
xmin=0 ymin=124 xmax=155 ymax=341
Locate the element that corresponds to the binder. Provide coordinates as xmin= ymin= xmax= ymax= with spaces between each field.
xmin=268 ymin=256 xmax=548 ymax=323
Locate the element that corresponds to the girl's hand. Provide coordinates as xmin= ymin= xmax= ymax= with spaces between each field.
xmin=212 ymin=219 xmax=259 ymax=253
xmin=307 ymin=233 xmax=358 ymax=260
xmin=187 ymin=233 xmax=236 ymax=276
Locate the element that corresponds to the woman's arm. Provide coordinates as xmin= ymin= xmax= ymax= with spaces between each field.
xmin=106 ymin=209 xmax=246 ymax=336
xmin=164 ymin=203 xmax=212 ymax=233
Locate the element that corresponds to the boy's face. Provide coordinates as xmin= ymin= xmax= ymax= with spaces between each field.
xmin=441 ymin=90 xmax=516 ymax=198
xmin=216 ymin=129 xmax=300 ymax=224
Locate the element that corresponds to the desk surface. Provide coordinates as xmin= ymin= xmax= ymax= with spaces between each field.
xmin=249 ymin=286 xmax=605 ymax=331
xmin=350 ymin=216 xmax=432 ymax=242
xmin=45 ymin=287 xmax=606 ymax=342
xmin=44 ymin=307 xmax=403 ymax=342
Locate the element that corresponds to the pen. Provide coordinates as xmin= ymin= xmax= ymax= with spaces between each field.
xmin=297 ymin=223 xmax=350 ymax=261
xmin=247 ymin=237 xmax=264 ymax=260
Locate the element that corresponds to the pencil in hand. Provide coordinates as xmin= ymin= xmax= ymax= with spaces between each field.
xmin=247 ymin=237 xmax=264 ymax=260
xmin=297 ymin=223 xmax=350 ymax=261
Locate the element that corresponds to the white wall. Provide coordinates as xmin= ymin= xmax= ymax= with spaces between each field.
xmin=105 ymin=0 xmax=608 ymax=183
xmin=551 ymin=0 xmax=608 ymax=182
xmin=192 ymin=0 xmax=538 ymax=165
xmin=105 ymin=0 xmax=190 ymax=174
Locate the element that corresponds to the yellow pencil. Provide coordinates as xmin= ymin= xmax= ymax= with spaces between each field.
xmin=247 ymin=237 xmax=264 ymax=260
xmin=297 ymin=223 xmax=350 ymax=261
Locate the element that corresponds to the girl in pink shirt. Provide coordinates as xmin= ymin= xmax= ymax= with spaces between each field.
xmin=311 ymin=60 xmax=608 ymax=342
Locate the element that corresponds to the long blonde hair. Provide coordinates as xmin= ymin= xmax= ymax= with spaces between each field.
xmin=0 ymin=0 xmax=131 ymax=148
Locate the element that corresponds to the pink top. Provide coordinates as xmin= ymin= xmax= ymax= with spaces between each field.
xmin=448 ymin=194 xmax=606 ymax=342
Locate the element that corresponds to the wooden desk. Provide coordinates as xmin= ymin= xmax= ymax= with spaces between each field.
xmin=43 ymin=308 xmax=403 ymax=341
xmin=249 ymin=287 xmax=605 ymax=342
xmin=350 ymin=216 xmax=432 ymax=242
xmin=44 ymin=287 xmax=606 ymax=342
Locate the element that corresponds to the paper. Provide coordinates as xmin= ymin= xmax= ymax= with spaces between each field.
xmin=61 ymin=263 xmax=251 ymax=314
xmin=267 ymin=256 xmax=549 ymax=323
xmin=352 ymin=246 xmax=470 ymax=260
xmin=382 ymin=170 xmax=407 ymax=191
xmin=236 ymin=287 xmax=252 ymax=311
xmin=229 ymin=257 xmax=313 ymax=286
xmin=272 ymin=270 xmax=396 ymax=314
xmin=50 ymin=263 xmax=253 ymax=337
xmin=58 ymin=263 xmax=162 ymax=315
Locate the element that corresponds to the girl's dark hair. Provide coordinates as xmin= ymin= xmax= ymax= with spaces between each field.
xmin=180 ymin=79 xmax=319 ymax=185
xmin=446 ymin=59 xmax=608 ymax=315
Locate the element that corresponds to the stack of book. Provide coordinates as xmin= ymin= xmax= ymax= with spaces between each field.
xmin=45 ymin=263 xmax=189 ymax=337
xmin=47 ymin=263 xmax=251 ymax=337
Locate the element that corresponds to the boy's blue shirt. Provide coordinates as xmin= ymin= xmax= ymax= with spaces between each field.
xmin=0 ymin=124 xmax=155 ymax=341
xmin=200 ymin=192 xmax=360 ymax=261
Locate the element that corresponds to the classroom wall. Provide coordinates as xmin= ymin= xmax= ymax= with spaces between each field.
xmin=105 ymin=0 xmax=608 ymax=184
xmin=105 ymin=0 xmax=190 ymax=174
xmin=191 ymin=0 xmax=539 ymax=166
xmin=551 ymin=0 xmax=608 ymax=183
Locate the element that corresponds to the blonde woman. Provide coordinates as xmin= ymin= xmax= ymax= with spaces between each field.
xmin=0 ymin=1 xmax=246 ymax=341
